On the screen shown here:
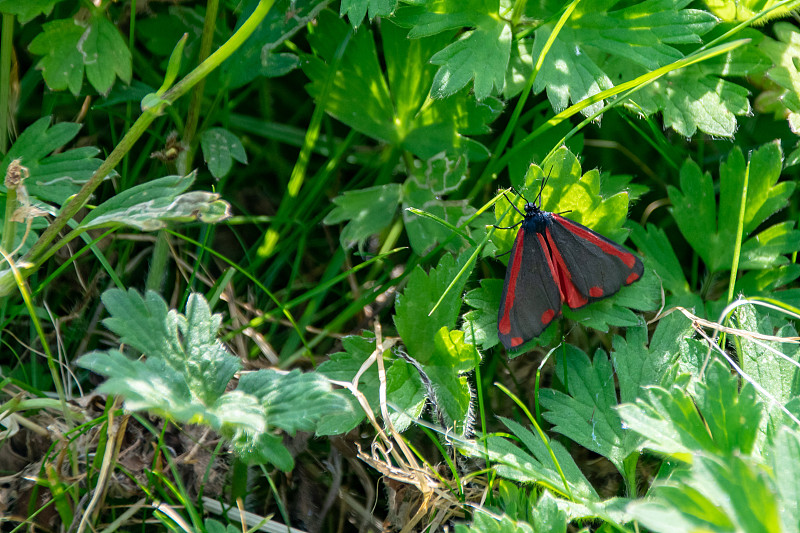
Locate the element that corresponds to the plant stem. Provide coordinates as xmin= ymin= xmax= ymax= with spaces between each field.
xmin=22 ymin=0 xmax=275 ymax=269
xmin=181 ymin=0 xmax=220 ymax=171
xmin=0 ymin=13 xmax=13 ymax=153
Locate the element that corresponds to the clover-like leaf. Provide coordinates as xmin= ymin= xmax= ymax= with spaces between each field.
xmin=200 ymin=128 xmax=248 ymax=179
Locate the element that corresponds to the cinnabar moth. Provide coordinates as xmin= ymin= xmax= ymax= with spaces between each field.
xmin=497 ymin=187 xmax=643 ymax=350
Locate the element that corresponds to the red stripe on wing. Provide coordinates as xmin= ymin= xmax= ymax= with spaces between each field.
xmin=498 ymin=229 xmax=526 ymax=335
xmin=544 ymin=227 xmax=588 ymax=309
xmin=555 ymin=215 xmax=637 ymax=269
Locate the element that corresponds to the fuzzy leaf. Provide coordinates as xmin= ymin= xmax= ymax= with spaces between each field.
xmin=79 ymin=174 xmax=232 ymax=231
xmin=237 ymin=369 xmax=342 ymax=434
xmin=76 ymin=291 xmax=261 ymax=436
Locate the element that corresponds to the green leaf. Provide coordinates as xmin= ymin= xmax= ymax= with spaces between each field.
xmin=619 ymin=359 xmax=764 ymax=460
xmin=668 ymin=142 xmax=798 ymax=274
xmin=323 ymin=183 xmax=402 ymax=248
xmin=455 ymin=511 xmax=535 ymax=533
xmin=79 ymin=174 xmax=232 ymax=231
xmin=611 ymin=311 xmax=693 ymax=404
xmin=96 ymin=289 xmax=239 ymax=403
xmin=237 ymin=369 xmax=342 ymax=434
xmin=303 ymin=11 xmax=500 ymax=160
xmin=316 ymin=334 xmax=427 ymax=435
xmin=231 ymin=431 xmax=294 ymax=471
xmin=758 ymin=22 xmax=800 ymax=131
xmin=76 ymin=289 xmax=337 ymax=471
xmin=520 ymin=0 xmax=717 ymax=120
xmin=463 ymin=416 xmax=599 ymax=501
xmin=1 ymin=116 xmax=107 ymax=205
xmin=771 ymin=429 xmax=800 ymax=531
xmin=402 ymin=155 xmax=475 ymax=255
xmin=733 ymin=303 xmax=800 ymax=437
xmin=394 ymin=250 xmax=479 ymax=432
xmin=461 ymin=279 xmax=503 ymax=349
xmin=76 ymin=290 xmax=263 ymax=436
xmin=539 ymin=345 xmax=639 ymax=473
xmin=219 ymin=0 xmax=326 ymax=88
xmin=29 ymin=14 xmax=132 ymax=95
xmin=427 ymin=3 xmax=512 ymax=100
xmin=622 ymin=58 xmax=753 ymax=137
xmin=629 ymin=222 xmax=704 ymax=310
xmin=395 ymin=250 xmax=472 ymax=361
xmin=341 ymin=0 xmax=395 ymax=27
xmin=200 ymin=128 xmax=248 ymax=179
xmin=0 ymin=0 xmax=63 ymax=23
xmin=425 ymin=327 xmax=480 ymax=430
xmin=630 ymin=454 xmax=782 ymax=533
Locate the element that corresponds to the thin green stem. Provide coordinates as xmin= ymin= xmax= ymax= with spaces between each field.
xmin=0 ymin=13 xmax=13 ymax=153
xmin=22 ymin=0 xmax=275 ymax=268
xmin=180 ymin=0 xmax=221 ymax=173
xmin=727 ymin=159 xmax=749 ymax=306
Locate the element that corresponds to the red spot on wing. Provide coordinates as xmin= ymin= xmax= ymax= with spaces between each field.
xmin=626 ymin=271 xmax=640 ymax=284
xmin=541 ymin=309 xmax=556 ymax=324
xmin=556 ymin=216 xmax=636 ymax=268
xmin=499 ymin=230 xmax=526 ymax=335
xmin=511 ymin=337 xmax=523 ymax=347
xmin=545 ymin=228 xmax=588 ymax=308
xmin=589 ymin=286 xmax=603 ymax=297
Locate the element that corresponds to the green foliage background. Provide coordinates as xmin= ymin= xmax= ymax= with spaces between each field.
xmin=1 ymin=0 xmax=800 ymax=531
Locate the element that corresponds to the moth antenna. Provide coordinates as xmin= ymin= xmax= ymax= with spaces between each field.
xmin=536 ymin=166 xmax=553 ymax=208
xmin=501 ymin=192 xmax=526 ymax=217
xmin=509 ymin=186 xmax=531 ymax=204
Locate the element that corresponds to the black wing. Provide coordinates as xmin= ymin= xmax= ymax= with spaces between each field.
xmin=497 ymin=226 xmax=563 ymax=350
